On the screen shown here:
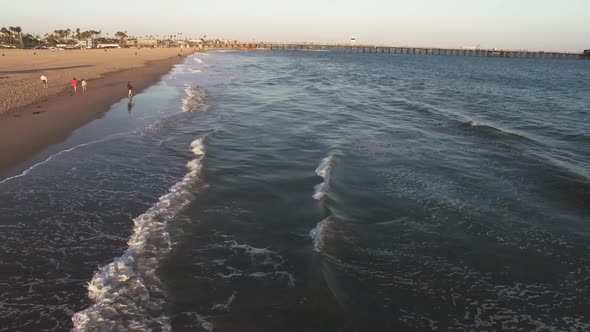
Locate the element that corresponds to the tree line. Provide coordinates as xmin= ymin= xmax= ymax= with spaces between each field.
xmin=0 ymin=27 xmax=166 ymax=48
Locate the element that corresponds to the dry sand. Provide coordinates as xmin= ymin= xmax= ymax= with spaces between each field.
xmin=0 ymin=48 xmax=187 ymax=114
xmin=0 ymin=47 xmax=192 ymax=174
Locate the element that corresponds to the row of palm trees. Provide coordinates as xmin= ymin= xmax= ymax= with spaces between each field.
xmin=0 ymin=26 xmax=25 ymax=48
xmin=1 ymin=27 xmax=200 ymax=48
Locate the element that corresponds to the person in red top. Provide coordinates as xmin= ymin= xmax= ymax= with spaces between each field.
xmin=71 ymin=78 xmax=78 ymax=93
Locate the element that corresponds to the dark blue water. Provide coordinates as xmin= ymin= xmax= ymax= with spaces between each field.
xmin=1 ymin=51 xmax=589 ymax=331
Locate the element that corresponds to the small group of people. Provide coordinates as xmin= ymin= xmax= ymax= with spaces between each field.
xmin=70 ymin=78 xmax=88 ymax=92
xmin=38 ymin=75 xmax=87 ymax=93
xmin=39 ymin=74 xmax=135 ymax=98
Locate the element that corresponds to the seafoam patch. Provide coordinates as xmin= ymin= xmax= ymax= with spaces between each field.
xmin=72 ymin=138 xmax=208 ymax=331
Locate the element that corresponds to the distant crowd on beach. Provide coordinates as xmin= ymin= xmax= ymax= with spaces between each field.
xmin=39 ymin=74 xmax=134 ymax=98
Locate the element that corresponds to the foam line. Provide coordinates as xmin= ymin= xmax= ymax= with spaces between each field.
xmin=0 ymin=132 xmax=128 ymax=185
xmin=313 ymin=155 xmax=335 ymax=200
xmin=72 ymin=138 xmax=206 ymax=331
xmin=182 ymin=85 xmax=207 ymax=112
xmin=310 ymin=218 xmax=329 ymax=252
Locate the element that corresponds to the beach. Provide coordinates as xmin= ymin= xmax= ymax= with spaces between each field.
xmin=0 ymin=48 xmax=190 ymax=172
xmin=1 ymin=52 xmax=588 ymax=331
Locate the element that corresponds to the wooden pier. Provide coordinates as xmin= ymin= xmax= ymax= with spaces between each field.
xmin=202 ymin=42 xmax=587 ymax=60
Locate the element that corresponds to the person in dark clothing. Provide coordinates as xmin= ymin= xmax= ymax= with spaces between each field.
xmin=127 ymin=81 xmax=134 ymax=98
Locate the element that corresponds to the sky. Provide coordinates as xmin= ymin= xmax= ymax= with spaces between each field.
xmin=2 ymin=0 xmax=588 ymax=51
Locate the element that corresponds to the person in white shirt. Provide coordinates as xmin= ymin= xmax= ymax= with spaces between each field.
xmin=81 ymin=79 xmax=87 ymax=92
xmin=40 ymin=75 xmax=48 ymax=89
xmin=40 ymin=75 xmax=48 ymax=96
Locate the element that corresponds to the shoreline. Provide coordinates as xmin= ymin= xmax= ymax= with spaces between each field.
xmin=0 ymin=53 xmax=190 ymax=174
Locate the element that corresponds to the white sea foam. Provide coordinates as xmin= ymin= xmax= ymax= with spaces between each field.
xmin=190 ymin=138 xmax=206 ymax=156
xmin=213 ymin=239 xmax=296 ymax=287
xmin=310 ymin=218 xmax=329 ymax=252
xmin=182 ymin=85 xmax=207 ymax=112
xmin=189 ymin=68 xmax=202 ymax=73
xmin=313 ymin=155 xmax=335 ymax=200
xmin=72 ymin=138 xmax=207 ymax=331
xmin=193 ymin=57 xmax=204 ymax=63
xmin=212 ymin=292 xmax=237 ymax=311
xmin=230 ymin=242 xmax=273 ymax=255
xmin=175 ymin=312 xmax=213 ymax=331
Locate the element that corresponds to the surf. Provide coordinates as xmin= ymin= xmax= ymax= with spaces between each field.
xmin=71 ymin=138 xmax=207 ymax=331
xmin=182 ymin=84 xmax=207 ymax=112
xmin=313 ymin=155 xmax=335 ymax=200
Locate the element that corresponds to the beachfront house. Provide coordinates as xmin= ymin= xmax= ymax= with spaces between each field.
xmin=76 ymin=39 xmax=94 ymax=49
xmin=138 ymin=38 xmax=158 ymax=47
xmin=125 ymin=39 xmax=138 ymax=47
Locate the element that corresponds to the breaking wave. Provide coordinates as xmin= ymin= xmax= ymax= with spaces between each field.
xmin=310 ymin=218 xmax=329 ymax=252
xmin=71 ymin=138 xmax=207 ymax=331
xmin=310 ymin=155 xmax=337 ymax=253
xmin=182 ymin=85 xmax=207 ymax=112
xmin=313 ymin=155 xmax=335 ymax=200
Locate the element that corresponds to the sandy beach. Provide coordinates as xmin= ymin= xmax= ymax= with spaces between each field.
xmin=0 ymin=48 xmax=191 ymax=172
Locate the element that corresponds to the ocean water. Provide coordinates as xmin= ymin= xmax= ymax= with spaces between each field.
xmin=0 ymin=51 xmax=589 ymax=331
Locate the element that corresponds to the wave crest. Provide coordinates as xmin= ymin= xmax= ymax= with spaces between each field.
xmin=182 ymin=85 xmax=207 ymax=113
xmin=72 ymin=138 xmax=207 ymax=331
xmin=461 ymin=120 xmax=536 ymax=143
xmin=313 ymin=155 xmax=335 ymax=200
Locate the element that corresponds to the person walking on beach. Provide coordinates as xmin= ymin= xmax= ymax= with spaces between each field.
xmin=40 ymin=74 xmax=48 ymax=95
xmin=81 ymin=79 xmax=87 ymax=92
xmin=71 ymin=78 xmax=78 ymax=93
xmin=127 ymin=81 xmax=134 ymax=98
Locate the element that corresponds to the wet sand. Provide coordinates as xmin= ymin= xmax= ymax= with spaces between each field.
xmin=0 ymin=49 xmax=191 ymax=173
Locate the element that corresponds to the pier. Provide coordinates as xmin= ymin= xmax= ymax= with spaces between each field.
xmin=202 ymin=42 xmax=587 ymax=60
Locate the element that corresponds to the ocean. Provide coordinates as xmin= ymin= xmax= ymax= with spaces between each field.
xmin=0 ymin=50 xmax=589 ymax=331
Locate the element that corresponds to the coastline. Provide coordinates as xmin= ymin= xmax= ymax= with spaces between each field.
xmin=0 ymin=53 xmax=190 ymax=174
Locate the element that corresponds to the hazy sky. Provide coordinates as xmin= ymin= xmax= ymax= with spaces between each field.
xmin=2 ymin=0 xmax=588 ymax=51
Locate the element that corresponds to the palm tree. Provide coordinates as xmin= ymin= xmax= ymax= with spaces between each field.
xmin=0 ymin=27 xmax=12 ymax=44
xmin=9 ymin=26 xmax=23 ymax=48
xmin=115 ymin=31 xmax=127 ymax=46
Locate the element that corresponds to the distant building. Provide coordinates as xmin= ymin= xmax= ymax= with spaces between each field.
xmin=76 ymin=39 xmax=94 ymax=49
xmin=138 ymin=38 xmax=158 ymax=47
xmin=97 ymin=43 xmax=120 ymax=49
xmin=125 ymin=39 xmax=137 ymax=47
